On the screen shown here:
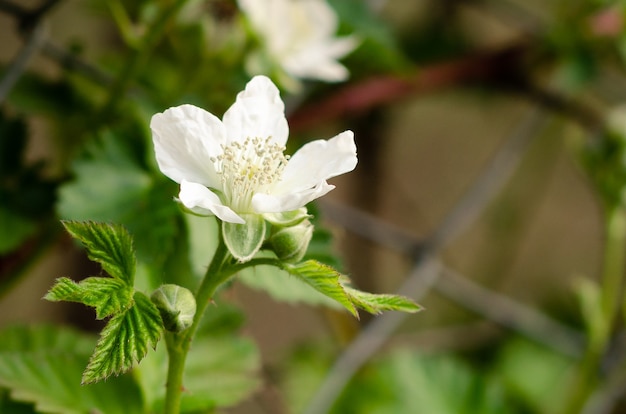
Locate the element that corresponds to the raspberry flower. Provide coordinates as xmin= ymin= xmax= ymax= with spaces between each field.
xmin=150 ymin=75 xmax=357 ymax=261
xmin=237 ymin=0 xmax=358 ymax=88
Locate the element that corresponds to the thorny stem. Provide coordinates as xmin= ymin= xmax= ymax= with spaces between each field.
xmin=564 ymin=207 xmax=626 ymax=414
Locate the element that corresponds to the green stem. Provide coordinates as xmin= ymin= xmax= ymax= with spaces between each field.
xmin=162 ymin=227 xmax=278 ymax=413
xmin=163 ymin=333 xmax=185 ymax=414
xmin=563 ymin=207 xmax=626 ymax=414
xmin=163 ymin=234 xmax=233 ymax=414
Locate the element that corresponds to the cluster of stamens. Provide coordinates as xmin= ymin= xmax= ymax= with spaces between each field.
xmin=213 ymin=137 xmax=289 ymax=212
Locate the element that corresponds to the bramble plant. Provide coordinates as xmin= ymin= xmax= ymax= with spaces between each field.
xmin=6 ymin=1 xmax=626 ymax=414
xmin=44 ymin=76 xmax=420 ymax=414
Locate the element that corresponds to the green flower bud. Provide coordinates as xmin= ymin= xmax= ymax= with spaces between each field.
xmin=268 ymin=219 xmax=314 ymax=263
xmin=151 ymin=284 xmax=196 ymax=332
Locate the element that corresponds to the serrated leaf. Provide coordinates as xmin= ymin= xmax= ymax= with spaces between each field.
xmin=45 ymin=276 xmax=133 ymax=319
xmin=0 ymin=325 xmax=144 ymax=414
xmin=343 ymin=286 xmax=422 ymax=315
xmin=281 ymin=260 xmax=357 ymax=317
xmin=82 ymin=292 xmax=162 ymax=384
xmin=238 ymin=262 xmax=342 ymax=309
xmin=62 ymin=221 xmax=135 ymax=285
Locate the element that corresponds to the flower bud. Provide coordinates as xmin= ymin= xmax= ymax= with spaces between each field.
xmin=151 ymin=284 xmax=196 ymax=332
xmin=268 ymin=219 xmax=314 ymax=263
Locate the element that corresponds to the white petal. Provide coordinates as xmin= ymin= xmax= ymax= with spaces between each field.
xmin=283 ymin=36 xmax=358 ymax=82
xmin=275 ymin=131 xmax=357 ymax=195
xmin=299 ymin=0 xmax=339 ymax=38
xmin=151 ymin=104 xmax=225 ymax=187
xmin=283 ymin=54 xmax=349 ymax=82
xmin=179 ymin=180 xmax=245 ymax=224
xmin=252 ymin=181 xmax=335 ymax=213
xmin=222 ymin=76 xmax=289 ymax=146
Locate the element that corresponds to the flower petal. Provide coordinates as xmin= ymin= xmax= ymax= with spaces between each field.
xmin=252 ymin=181 xmax=335 ymax=213
xmin=283 ymin=36 xmax=359 ymax=82
xmin=151 ymin=104 xmax=225 ymax=188
xmin=179 ymin=180 xmax=245 ymax=224
xmin=222 ymin=76 xmax=289 ymax=146
xmin=275 ymin=130 xmax=357 ymax=195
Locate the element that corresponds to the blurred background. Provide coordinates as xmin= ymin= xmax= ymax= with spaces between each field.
xmin=1 ymin=0 xmax=625 ymax=413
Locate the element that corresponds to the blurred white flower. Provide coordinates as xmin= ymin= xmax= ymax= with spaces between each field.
xmin=238 ymin=0 xmax=358 ymax=85
xmin=151 ymin=75 xmax=357 ymax=225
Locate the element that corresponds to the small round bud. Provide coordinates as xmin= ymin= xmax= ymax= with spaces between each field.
xmin=151 ymin=284 xmax=196 ymax=332
xmin=268 ymin=220 xmax=314 ymax=263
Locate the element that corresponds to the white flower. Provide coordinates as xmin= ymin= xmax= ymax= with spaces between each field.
xmin=150 ymin=75 xmax=357 ymax=260
xmin=238 ymin=0 xmax=358 ymax=84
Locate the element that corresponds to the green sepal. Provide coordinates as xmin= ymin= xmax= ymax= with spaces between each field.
xmin=62 ymin=221 xmax=135 ymax=285
xmin=82 ymin=291 xmax=162 ymax=384
xmin=281 ymin=260 xmax=358 ymax=317
xmin=45 ymin=276 xmax=133 ymax=320
xmin=263 ymin=208 xmax=311 ymax=227
xmin=343 ymin=286 xmax=422 ymax=315
xmin=222 ymin=214 xmax=266 ymax=262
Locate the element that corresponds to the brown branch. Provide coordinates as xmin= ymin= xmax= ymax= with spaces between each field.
xmin=288 ymin=43 xmax=603 ymax=133
xmin=289 ymin=44 xmax=526 ymax=131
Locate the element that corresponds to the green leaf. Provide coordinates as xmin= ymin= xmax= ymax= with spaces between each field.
xmin=62 ymin=221 xmax=135 ymax=285
xmin=222 ymin=214 xmax=266 ymax=262
xmin=279 ymin=260 xmax=421 ymax=317
xmin=281 ymin=260 xmax=357 ymax=317
xmin=82 ymin=292 xmax=162 ymax=384
xmin=45 ymin=276 xmax=133 ymax=319
xmin=238 ymin=263 xmax=343 ymax=308
xmin=343 ymin=286 xmax=422 ymax=315
xmin=0 ymin=325 xmax=144 ymax=414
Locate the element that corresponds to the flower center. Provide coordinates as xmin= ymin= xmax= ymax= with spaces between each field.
xmin=215 ymin=137 xmax=289 ymax=212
